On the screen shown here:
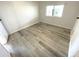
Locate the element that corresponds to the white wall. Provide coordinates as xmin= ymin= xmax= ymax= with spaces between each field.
xmin=0 ymin=1 xmax=79 ymax=34
xmin=39 ymin=1 xmax=79 ymax=29
xmin=0 ymin=21 xmax=8 ymax=44
xmin=68 ymin=18 xmax=79 ymax=57
xmin=0 ymin=1 xmax=39 ymax=34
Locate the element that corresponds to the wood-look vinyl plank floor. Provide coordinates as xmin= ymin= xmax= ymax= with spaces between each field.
xmin=4 ymin=22 xmax=70 ymax=57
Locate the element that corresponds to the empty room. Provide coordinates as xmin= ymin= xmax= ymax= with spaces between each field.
xmin=0 ymin=1 xmax=79 ymax=57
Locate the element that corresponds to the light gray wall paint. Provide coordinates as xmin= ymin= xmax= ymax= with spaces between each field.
xmin=39 ymin=1 xmax=79 ymax=29
xmin=0 ymin=1 xmax=39 ymax=34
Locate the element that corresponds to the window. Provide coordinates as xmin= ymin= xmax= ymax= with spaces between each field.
xmin=46 ymin=5 xmax=64 ymax=17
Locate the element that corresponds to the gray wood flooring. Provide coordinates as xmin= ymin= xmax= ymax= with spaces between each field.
xmin=4 ymin=22 xmax=70 ymax=57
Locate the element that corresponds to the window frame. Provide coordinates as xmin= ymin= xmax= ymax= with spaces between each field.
xmin=46 ymin=5 xmax=64 ymax=17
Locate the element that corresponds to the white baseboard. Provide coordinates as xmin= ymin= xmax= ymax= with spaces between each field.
xmin=41 ymin=21 xmax=71 ymax=30
xmin=9 ymin=21 xmax=39 ymax=35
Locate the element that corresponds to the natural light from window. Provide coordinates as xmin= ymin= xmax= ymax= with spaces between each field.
xmin=46 ymin=5 xmax=64 ymax=17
